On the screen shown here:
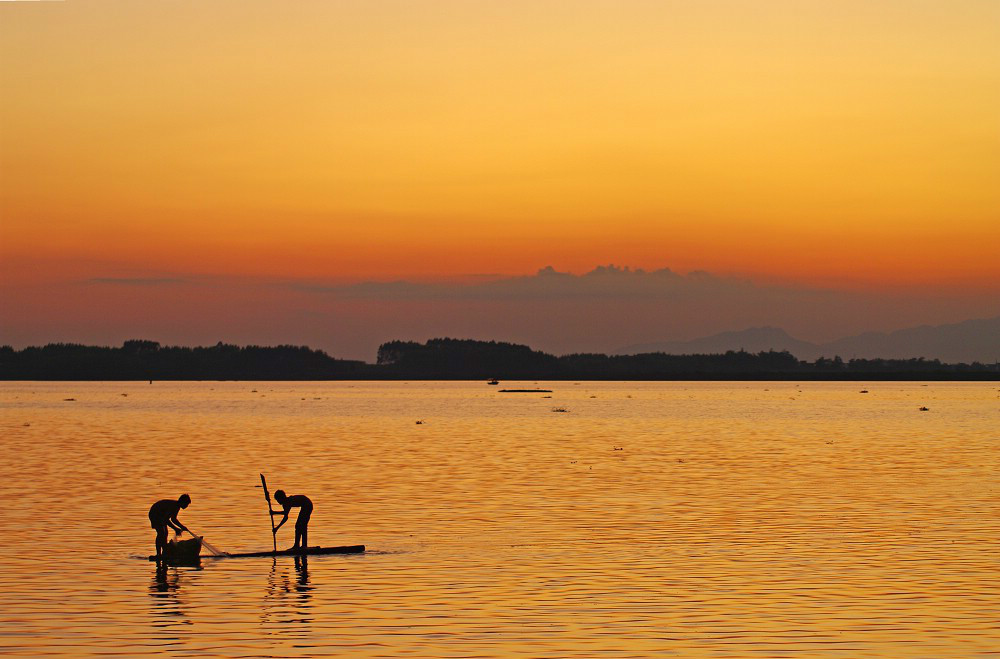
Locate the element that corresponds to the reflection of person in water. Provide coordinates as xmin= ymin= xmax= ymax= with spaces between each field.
xmin=263 ymin=554 xmax=313 ymax=625
xmin=149 ymin=564 xmax=190 ymax=626
xmin=151 ymin=563 xmax=177 ymax=594
xmin=148 ymin=494 xmax=191 ymax=558
xmin=294 ymin=555 xmax=310 ymax=592
xmin=272 ymin=490 xmax=312 ymax=550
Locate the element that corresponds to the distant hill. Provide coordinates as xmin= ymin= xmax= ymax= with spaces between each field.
xmin=617 ymin=316 xmax=1000 ymax=363
xmin=617 ymin=327 xmax=824 ymax=360
xmin=823 ymin=316 xmax=1000 ymax=363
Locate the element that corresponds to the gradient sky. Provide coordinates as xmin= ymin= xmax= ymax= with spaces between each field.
xmin=1 ymin=1 xmax=998 ymax=358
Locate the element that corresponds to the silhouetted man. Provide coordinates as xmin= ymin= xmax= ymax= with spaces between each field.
xmin=272 ymin=490 xmax=312 ymax=550
xmin=148 ymin=494 xmax=191 ymax=558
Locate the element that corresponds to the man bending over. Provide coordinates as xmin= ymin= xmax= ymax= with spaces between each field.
xmin=148 ymin=494 xmax=191 ymax=558
xmin=272 ymin=490 xmax=313 ymax=550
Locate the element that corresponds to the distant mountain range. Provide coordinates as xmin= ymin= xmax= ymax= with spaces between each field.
xmin=616 ymin=316 xmax=1000 ymax=364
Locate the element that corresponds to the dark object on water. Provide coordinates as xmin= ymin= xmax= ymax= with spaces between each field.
xmin=169 ymin=536 xmax=201 ymax=558
xmin=498 ymin=389 xmax=553 ymax=393
xmin=487 ymin=378 xmax=499 ymax=385
xmin=859 ymin=390 xmax=869 ymax=393
xmin=919 ymin=406 xmax=930 ymax=411
xmin=217 ymin=544 xmax=365 ymax=558
xmin=151 ymin=536 xmax=202 ymax=563
xmin=148 ymin=544 xmax=364 ymax=561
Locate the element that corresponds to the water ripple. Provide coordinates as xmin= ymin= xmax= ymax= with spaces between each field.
xmin=1 ymin=381 xmax=997 ymax=657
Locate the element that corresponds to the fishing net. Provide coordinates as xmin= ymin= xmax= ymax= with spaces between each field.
xmin=183 ymin=530 xmax=229 ymax=556
xmin=199 ymin=536 xmax=228 ymax=557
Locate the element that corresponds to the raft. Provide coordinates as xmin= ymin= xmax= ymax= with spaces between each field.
xmin=147 ymin=544 xmax=365 ymax=561
xmin=213 ymin=545 xmax=366 ymax=559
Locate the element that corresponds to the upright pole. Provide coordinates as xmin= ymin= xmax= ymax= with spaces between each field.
xmin=260 ymin=473 xmax=277 ymax=554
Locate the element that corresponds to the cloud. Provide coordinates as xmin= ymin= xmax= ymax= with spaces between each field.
xmin=267 ymin=265 xmax=997 ymax=358
xmin=3 ymin=265 xmax=995 ymax=361
xmin=288 ymin=265 xmax=821 ymax=302
xmin=87 ymin=277 xmax=186 ymax=286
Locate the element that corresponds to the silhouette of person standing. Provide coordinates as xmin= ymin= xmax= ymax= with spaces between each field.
xmin=272 ymin=490 xmax=312 ymax=550
xmin=148 ymin=494 xmax=191 ymax=558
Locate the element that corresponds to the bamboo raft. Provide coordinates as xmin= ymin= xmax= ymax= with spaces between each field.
xmin=148 ymin=544 xmax=365 ymax=561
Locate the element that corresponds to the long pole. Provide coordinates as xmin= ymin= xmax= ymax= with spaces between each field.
xmin=260 ymin=473 xmax=277 ymax=554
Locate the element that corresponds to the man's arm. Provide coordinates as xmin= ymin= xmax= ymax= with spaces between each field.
xmin=169 ymin=514 xmax=188 ymax=533
xmin=273 ymin=511 xmax=290 ymax=532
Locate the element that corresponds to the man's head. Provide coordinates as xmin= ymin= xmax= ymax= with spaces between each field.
xmin=179 ymin=494 xmax=191 ymax=508
xmin=274 ymin=490 xmax=287 ymax=504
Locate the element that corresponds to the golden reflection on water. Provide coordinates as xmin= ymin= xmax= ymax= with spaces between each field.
xmin=0 ymin=381 xmax=997 ymax=657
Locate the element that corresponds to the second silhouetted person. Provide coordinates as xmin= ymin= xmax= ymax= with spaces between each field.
xmin=272 ymin=490 xmax=313 ymax=550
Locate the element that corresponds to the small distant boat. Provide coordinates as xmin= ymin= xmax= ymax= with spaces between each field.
xmin=487 ymin=378 xmax=499 ymax=385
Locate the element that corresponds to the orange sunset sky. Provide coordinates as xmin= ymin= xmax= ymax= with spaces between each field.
xmin=1 ymin=1 xmax=998 ymax=358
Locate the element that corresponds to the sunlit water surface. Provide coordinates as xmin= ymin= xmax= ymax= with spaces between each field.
xmin=0 ymin=381 xmax=997 ymax=657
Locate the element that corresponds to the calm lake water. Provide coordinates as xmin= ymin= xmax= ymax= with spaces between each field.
xmin=0 ymin=381 xmax=997 ymax=657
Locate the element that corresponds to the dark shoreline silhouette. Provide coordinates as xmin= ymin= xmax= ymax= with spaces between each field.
xmin=1 ymin=338 xmax=997 ymax=381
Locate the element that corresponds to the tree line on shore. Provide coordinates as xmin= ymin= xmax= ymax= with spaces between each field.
xmin=1 ymin=338 xmax=997 ymax=380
